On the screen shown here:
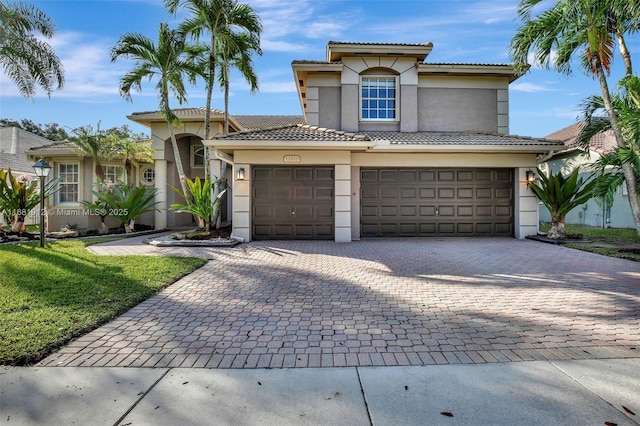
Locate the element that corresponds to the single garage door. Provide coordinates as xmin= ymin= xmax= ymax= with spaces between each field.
xmin=253 ymin=166 xmax=334 ymax=239
xmin=361 ymin=168 xmax=513 ymax=237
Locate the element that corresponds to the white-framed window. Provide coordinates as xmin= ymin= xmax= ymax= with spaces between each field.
xmin=103 ymin=164 xmax=125 ymax=184
xmin=360 ymin=76 xmax=397 ymax=121
xmin=141 ymin=166 xmax=155 ymax=186
xmin=58 ymin=163 xmax=79 ymax=204
xmin=191 ymin=145 xmax=205 ymax=168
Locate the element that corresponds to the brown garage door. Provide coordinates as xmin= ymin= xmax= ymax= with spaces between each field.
xmin=361 ymin=168 xmax=513 ymax=237
xmin=252 ymin=166 xmax=334 ymax=239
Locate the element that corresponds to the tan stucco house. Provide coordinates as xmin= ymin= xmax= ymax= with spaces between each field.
xmin=25 ymin=41 xmax=566 ymax=239
xmin=207 ymin=41 xmax=565 ymax=242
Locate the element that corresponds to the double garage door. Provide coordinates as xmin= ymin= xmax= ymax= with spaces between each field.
xmin=252 ymin=166 xmax=514 ymax=239
xmin=361 ymin=168 xmax=514 ymax=237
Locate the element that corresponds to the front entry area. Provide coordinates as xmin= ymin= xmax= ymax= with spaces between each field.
xmin=252 ymin=166 xmax=335 ymax=240
xmin=360 ymin=168 xmax=514 ymax=237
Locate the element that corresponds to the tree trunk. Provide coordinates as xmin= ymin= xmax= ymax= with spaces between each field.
xmin=617 ymin=30 xmax=632 ymax=76
xmin=167 ymin=123 xmax=189 ymax=197
xmin=95 ymin=163 xmax=106 ymax=182
xmin=11 ymin=215 xmax=24 ymax=233
xmin=547 ymin=220 xmax=566 ymax=240
xmin=100 ymin=219 xmax=108 ymax=235
xmin=594 ymin=59 xmax=640 ymax=237
xmin=203 ymin=38 xmax=217 ymax=181
xmin=224 ymin=63 xmax=230 ymax=136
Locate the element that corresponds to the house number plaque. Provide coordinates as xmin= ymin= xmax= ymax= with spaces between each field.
xmin=283 ymin=155 xmax=301 ymax=163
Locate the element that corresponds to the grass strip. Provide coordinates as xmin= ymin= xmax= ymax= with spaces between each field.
xmin=0 ymin=239 xmax=205 ymax=365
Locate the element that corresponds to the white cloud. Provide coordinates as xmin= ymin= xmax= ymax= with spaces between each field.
xmin=510 ymin=82 xmax=557 ymax=92
xmin=527 ymin=51 xmax=559 ymax=69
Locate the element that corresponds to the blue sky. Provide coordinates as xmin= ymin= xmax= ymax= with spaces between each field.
xmin=1 ymin=0 xmax=638 ymax=138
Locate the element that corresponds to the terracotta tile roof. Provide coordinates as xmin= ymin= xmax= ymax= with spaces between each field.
xmin=233 ymin=115 xmax=304 ymax=130
xmin=216 ymin=126 xmax=562 ymax=148
xmin=327 ymin=41 xmax=433 ymax=47
xmin=424 ymin=62 xmax=513 ymax=67
xmin=129 ymin=107 xmax=225 ymax=118
xmin=27 ymin=141 xmax=76 ymax=153
xmin=545 ymin=120 xmax=617 ymax=154
xmin=215 ymin=124 xmax=371 ymax=141
xmin=368 ymin=131 xmax=562 ymax=146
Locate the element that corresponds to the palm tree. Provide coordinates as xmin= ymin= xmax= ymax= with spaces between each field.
xmin=217 ymin=28 xmax=260 ymax=135
xmin=577 ymin=75 xmax=640 ymax=208
xmin=0 ymin=1 xmax=64 ymax=98
xmin=108 ymin=134 xmax=155 ymax=186
xmin=510 ymin=0 xmax=640 ymax=236
xmin=110 ymin=23 xmax=205 ymax=196
xmin=528 ymin=168 xmax=596 ymax=239
xmin=69 ymin=123 xmax=111 ymax=182
xmin=164 ymin=0 xmax=262 ymax=139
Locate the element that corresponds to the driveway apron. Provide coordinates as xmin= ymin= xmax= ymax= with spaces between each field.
xmin=39 ymin=238 xmax=640 ymax=368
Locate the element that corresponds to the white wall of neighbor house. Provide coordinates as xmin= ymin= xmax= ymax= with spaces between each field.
xmin=541 ymin=153 xmax=636 ymax=229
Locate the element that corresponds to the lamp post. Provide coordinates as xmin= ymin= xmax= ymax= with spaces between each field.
xmin=32 ymin=158 xmax=51 ymax=248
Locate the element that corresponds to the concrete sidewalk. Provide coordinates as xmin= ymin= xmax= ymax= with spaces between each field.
xmin=2 ymin=359 xmax=639 ymax=425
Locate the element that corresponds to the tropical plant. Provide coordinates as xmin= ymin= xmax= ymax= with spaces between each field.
xmin=217 ymin=30 xmax=260 ymax=135
xmin=111 ymin=22 xmax=206 ymax=196
xmin=528 ymin=167 xmax=596 ymax=239
xmin=69 ymin=122 xmax=112 ymax=182
xmin=170 ymin=176 xmax=226 ymax=233
xmin=108 ymin=135 xmax=154 ymax=185
xmin=577 ymin=75 xmax=640 ymax=209
xmin=0 ymin=0 xmax=64 ymax=98
xmin=90 ymin=183 xmax=158 ymax=233
xmin=82 ymin=192 xmax=111 ymax=235
xmin=509 ymin=0 xmax=640 ymax=236
xmin=0 ymin=168 xmax=59 ymax=232
xmin=165 ymin=0 xmax=262 ymax=138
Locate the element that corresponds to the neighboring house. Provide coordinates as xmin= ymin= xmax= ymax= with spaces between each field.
xmin=207 ymin=41 xmax=565 ymax=242
xmin=0 ymin=127 xmax=53 ymax=175
xmin=541 ymin=121 xmax=635 ymax=229
xmin=25 ymin=41 xmax=567 ymax=240
xmin=0 ymin=127 xmax=55 ymax=226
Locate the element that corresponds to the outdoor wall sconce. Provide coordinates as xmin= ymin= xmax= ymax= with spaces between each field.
xmin=236 ymin=167 xmax=245 ymax=181
xmin=526 ymin=170 xmax=536 ymax=184
xmin=32 ymin=158 xmax=51 ymax=248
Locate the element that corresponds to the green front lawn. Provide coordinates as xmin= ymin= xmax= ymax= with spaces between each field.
xmin=0 ymin=240 xmax=205 ymax=365
xmin=540 ymin=223 xmax=640 ymax=261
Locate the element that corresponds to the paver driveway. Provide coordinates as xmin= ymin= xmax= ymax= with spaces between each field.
xmin=39 ymin=238 xmax=640 ymax=368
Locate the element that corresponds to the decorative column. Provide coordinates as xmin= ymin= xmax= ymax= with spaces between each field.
xmin=154 ymin=160 xmax=167 ymax=230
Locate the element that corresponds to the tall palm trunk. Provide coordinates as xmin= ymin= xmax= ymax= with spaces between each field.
xmin=594 ymin=58 xmax=640 ymax=236
xmin=168 ymin=122 xmax=189 ymax=196
xmin=203 ymin=47 xmax=216 ymax=180
xmin=616 ymin=30 xmax=633 ymax=76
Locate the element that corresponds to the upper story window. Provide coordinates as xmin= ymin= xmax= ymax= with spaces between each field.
xmin=361 ymin=76 xmax=397 ymax=121
xmin=58 ymin=163 xmax=79 ymax=204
